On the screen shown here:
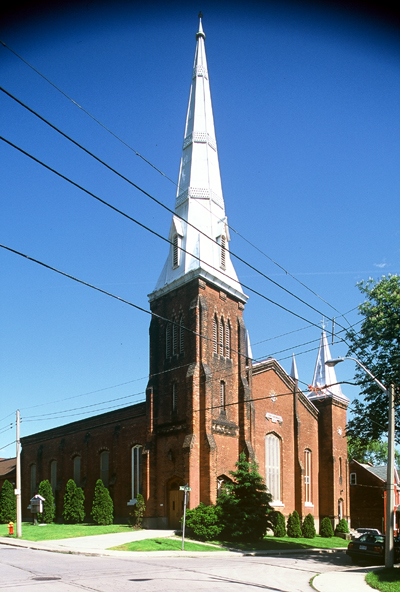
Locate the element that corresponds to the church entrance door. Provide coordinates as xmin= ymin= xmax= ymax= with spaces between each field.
xmin=168 ymin=483 xmax=184 ymax=529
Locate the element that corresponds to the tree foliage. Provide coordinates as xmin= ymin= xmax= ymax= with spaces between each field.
xmin=184 ymin=502 xmax=223 ymax=541
xmin=348 ymin=436 xmax=400 ymax=469
xmin=63 ymin=479 xmax=85 ymax=524
xmin=335 ymin=518 xmax=349 ymax=534
xmin=287 ymin=510 xmax=302 ymax=538
xmin=346 ymin=276 xmax=400 ymax=444
xmin=91 ymin=479 xmax=113 ymax=525
xmin=0 ymin=480 xmax=16 ymax=523
xmin=217 ymin=453 xmax=273 ymax=541
xmin=302 ymin=513 xmax=316 ymax=538
xmin=128 ymin=493 xmax=146 ymax=529
xmin=38 ymin=480 xmax=55 ymax=523
xmin=320 ymin=516 xmax=334 ymax=538
xmin=269 ymin=511 xmax=286 ymax=537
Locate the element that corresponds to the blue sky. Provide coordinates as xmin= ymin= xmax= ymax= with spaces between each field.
xmin=1 ymin=0 xmax=399 ymax=458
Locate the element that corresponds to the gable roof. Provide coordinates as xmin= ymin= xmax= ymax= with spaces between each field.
xmin=351 ymin=459 xmax=399 ymax=485
xmin=0 ymin=457 xmax=16 ymax=478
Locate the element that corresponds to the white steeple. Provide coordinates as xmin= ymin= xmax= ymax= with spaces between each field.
xmin=308 ymin=330 xmax=349 ymax=403
xmin=149 ymin=16 xmax=247 ymax=304
xmin=290 ymin=354 xmax=299 ymax=383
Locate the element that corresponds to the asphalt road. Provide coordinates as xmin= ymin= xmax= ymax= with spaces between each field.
xmin=0 ymin=544 xmax=353 ymax=592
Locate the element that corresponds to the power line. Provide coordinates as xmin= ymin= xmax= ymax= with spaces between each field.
xmin=0 ymin=85 xmax=349 ymax=335
xmin=0 ymin=40 xmax=177 ymax=187
xmin=0 ymin=41 xmax=349 ymax=323
xmin=0 ymin=135 xmax=333 ymax=332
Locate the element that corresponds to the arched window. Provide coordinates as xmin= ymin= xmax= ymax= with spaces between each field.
xmin=172 ymin=317 xmax=178 ymax=356
xmin=225 ymin=320 xmax=231 ymax=359
xmin=338 ymin=499 xmax=343 ymax=520
xmin=73 ymin=456 xmax=81 ymax=487
xmin=219 ymin=317 xmax=224 ymax=356
xmin=339 ymin=457 xmax=343 ymax=485
xmin=172 ymin=383 xmax=177 ymax=413
xmin=220 ymin=381 xmax=226 ymax=411
xmin=217 ymin=475 xmax=232 ymax=498
xmin=30 ymin=464 xmax=36 ymax=498
xmin=213 ymin=315 xmax=218 ymax=355
xmin=220 ymin=235 xmax=226 ymax=269
xmin=265 ymin=434 xmax=281 ymax=502
xmin=179 ymin=315 xmax=184 ymax=354
xmin=50 ymin=460 xmax=57 ymax=494
xmin=166 ymin=323 xmax=172 ymax=358
xmin=131 ymin=445 xmax=143 ymax=500
xmin=100 ymin=451 xmax=109 ymax=488
xmin=304 ymin=449 xmax=312 ymax=504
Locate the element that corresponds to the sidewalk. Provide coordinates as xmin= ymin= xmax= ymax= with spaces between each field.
xmin=0 ymin=530 xmax=373 ymax=591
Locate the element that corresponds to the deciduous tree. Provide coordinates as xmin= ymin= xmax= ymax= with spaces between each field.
xmin=346 ymin=275 xmax=400 ymax=444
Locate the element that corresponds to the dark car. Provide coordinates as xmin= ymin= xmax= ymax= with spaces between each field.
xmin=347 ymin=533 xmax=400 ymax=565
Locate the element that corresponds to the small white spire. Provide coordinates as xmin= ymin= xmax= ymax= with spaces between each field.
xmin=290 ymin=354 xmax=299 ymax=382
xmin=246 ymin=330 xmax=253 ymax=361
xmin=308 ymin=330 xmax=349 ymax=402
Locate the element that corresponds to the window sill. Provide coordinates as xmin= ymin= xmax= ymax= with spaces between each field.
xmin=127 ymin=499 xmax=137 ymax=506
xmin=270 ymin=500 xmax=284 ymax=508
xmin=305 ymin=502 xmax=314 ymax=508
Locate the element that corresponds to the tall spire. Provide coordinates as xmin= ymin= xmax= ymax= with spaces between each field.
xmin=308 ymin=330 xmax=349 ymax=402
xmin=150 ymin=16 xmax=246 ymax=303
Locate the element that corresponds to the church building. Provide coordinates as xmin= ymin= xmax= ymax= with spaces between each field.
xmin=21 ymin=18 xmax=350 ymax=531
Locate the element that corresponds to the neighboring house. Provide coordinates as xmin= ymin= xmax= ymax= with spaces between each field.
xmin=0 ymin=457 xmax=16 ymax=490
xmin=20 ymin=18 xmax=349 ymax=531
xmin=349 ymin=459 xmax=400 ymax=533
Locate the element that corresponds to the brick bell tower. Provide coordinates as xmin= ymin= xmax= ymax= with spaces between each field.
xmin=144 ymin=16 xmax=252 ymax=529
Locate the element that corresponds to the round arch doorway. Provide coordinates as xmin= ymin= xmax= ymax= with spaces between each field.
xmin=168 ymin=479 xmax=184 ymax=530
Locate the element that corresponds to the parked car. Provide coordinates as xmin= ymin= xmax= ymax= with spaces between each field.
xmin=354 ymin=527 xmax=381 ymax=537
xmin=347 ymin=533 xmax=400 ymax=564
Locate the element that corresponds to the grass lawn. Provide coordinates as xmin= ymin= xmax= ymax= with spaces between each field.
xmin=110 ymin=537 xmax=224 ymax=552
xmin=366 ymin=568 xmax=400 ymax=592
xmin=223 ymin=535 xmax=349 ymax=551
xmin=0 ymin=522 xmax=133 ymax=542
xmin=111 ymin=534 xmax=348 ymax=553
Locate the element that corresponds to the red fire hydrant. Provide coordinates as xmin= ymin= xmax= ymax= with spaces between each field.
xmin=8 ymin=522 xmax=14 ymax=535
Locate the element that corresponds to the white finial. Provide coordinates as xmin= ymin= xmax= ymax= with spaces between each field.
xmin=246 ymin=330 xmax=253 ymax=361
xmin=196 ymin=12 xmax=205 ymax=39
xmin=290 ymin=354 xmax=299 ymax=382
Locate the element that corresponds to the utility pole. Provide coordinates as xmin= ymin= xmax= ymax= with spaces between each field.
xmin=385 ymin=384 xmax=395 ymax=568
xmin=15 ymin=410 xmax=22 ymax=538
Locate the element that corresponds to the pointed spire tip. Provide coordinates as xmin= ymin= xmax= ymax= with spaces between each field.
xmin=196 ymin=11 xmax=205 ymax=39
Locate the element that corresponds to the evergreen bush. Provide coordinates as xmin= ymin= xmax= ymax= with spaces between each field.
xmin=63 ymin=479 xmax=85 ymax=524
xmin=91 ymin=479 xmax=113 ymax=525
xmin=269 ymin=511 xmax=286 ymax=537
xmin=128 ymin=493 xmax=146 ymax=529
xmin=0 ymin=480 xmax=16 ymax=523
xmin=286 ymin=510 xmax=302 ymax=538
xmin=320 ymin=516 xmax=334 ymax=537
xmin=184 ymin=502 xmax=223 ymax=541
xmin=335 ymin=518 xmax=349 ymax=534
xmin=302 ymin=513 xmax=316 ymax=538
xmin=217 ymin=452 xmax=272 ymax=542
xmin=38 ymin=480 xmax=55 ymax=523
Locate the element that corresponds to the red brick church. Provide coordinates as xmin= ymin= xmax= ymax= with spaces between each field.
xmin=21 ymin=17 xmax=350 ymax=531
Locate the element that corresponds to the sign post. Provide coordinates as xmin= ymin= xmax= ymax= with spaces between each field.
xmin=180 ymin=484 xmax=191 ymax=550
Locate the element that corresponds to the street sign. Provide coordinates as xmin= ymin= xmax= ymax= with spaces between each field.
xmin=180 ymin=486 xmax=191 ymax=491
